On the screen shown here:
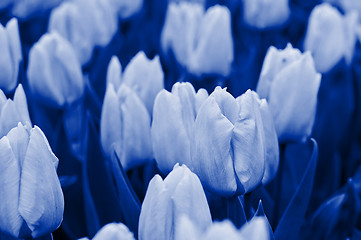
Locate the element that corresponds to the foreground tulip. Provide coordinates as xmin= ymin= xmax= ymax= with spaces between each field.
xmin=256 ymin=44 xmax=321 ymax=143
xmin=243 ymin=0 xmax=290 ymax=29
xmin=0 ymin=84 xmax=32 ymax=137
xmin=304 ymin=3 xmax=358 ymax=73
xmin=27 ymin=31 xmax=84 ymax=108
xmin=0 ymin=18 xmax=22 ymax=93
xmin=161 ymin=2 xmax=233 ymax=77
xmin=152 ymin=84 xmax=278 ymax=196
xmin=0 ymin=123 xmax=64 ymax=238
xmin=80 ymin=223 xmax=135 ymax=240
xmin=176 ymin=215 xmax=270 ymax=240
xmin=139 ymin=164 xmax=212 ymax=240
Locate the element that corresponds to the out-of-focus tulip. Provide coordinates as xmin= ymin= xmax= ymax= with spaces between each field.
xmin=304 ymin=3 xmax=358 ymax=73
xmin=0 ymin=84 xmax=31 ymax=137
xmin=139 ymin=164 xmax=212 ymax=240
xmin=79 ymin=222 xmax=135 ymax=240
xmin=151 ymin=82 xmax=208 ymax=174
xmin=242 ymin=0 xmax=290 ymax=29
xmin=0 ymin=18 xmax=22 ymax=93
xmin=49 ymin=0 xmax=143 ymax=65
xmin=0 ymin=123 xmax=64 ymax=239
xmin=27 ymin=32 xmax=84 ymax=108
xmin=257 ymin=44 xmax=321 ymax=143
xmin=101 ymin=83 xmax=153 ymax=170
xmin=153 ymin=84 xmax=278 ymax=196
xmin=161 ymin=3 xmax=233 ymax=77
xmin=175 ymin=215 xmax=270 ymax=240
xmin=101 ymin=52 xmax=163 ymax=169
xmin=117 ymin=52 xmax=164 ymax=115
xmin=11 ymin=0 xmax=63 ymax=20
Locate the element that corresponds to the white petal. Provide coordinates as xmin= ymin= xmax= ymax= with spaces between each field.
xmin=93 ymin=223 xmax=135 ymax=240
xmin=239 ymin=217 xmax=270 ymax=240
xmin=19 ymin=126 xmax=64 ymax=238
xmin=13 ymin=84 xmax=31 ymax=126
xmin=192 ymin=96 xmax=237 ymax=196
xmin=106 ymin=56 xmax=122 ymax=90
xmin=0 ymin=100 xmax=22 ymax=137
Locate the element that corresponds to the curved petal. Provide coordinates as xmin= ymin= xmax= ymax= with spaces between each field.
xmin=13 ymin=84 xmax=31 ymax=126
xmin=19 ymin=126 xmax=64 ymax=238
xmin=106 ymin=56 xmax=122 ymax=90
xmin=151 ymin=90 xmax=191 ymax=174
xmin=192 ymin=96 xmax=236 ymax=196
xmin=233 ymin=90 xmax=265 ymax=194
xmin=0 ymin=100 xmax=22 ymax=137
xmin=0 ymin=136 xmax=23 ymax=238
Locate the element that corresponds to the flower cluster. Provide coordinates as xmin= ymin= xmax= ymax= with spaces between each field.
xmin=0 ymin=0 xmax=360 ymax=240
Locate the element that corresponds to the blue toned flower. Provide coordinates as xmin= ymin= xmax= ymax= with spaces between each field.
xmin=0 ymin=123 xmax=64 ymax=239
xmin=153 ymin=84 xmax=277 ymax=196
xmin=0 ymin=18 xmax=22 ymax=93
xmin=106 ymin=0 xmax=143 ymax=19
xmin=151 ymin=82 xmax=208 ymax=174
xmin=304 ymin=3 xmax=358 ymax=73
xmin=107 ymin=52 xmax=164 ymax=115
xmin=101 ymin=52 xmax=163 ymax=170
xmin=27 ymin=32 xmax=84 ymax=108
xmin=191 ymin=88 xmax=268 ymax=195
xmin=161 ymin=3 xmax=233 ymax=77
xmin=139 ymin=164 xmax=212 ymax=240
xmin=0 ymin=84 xmax=32 ymax=137
xmin=175 ymin=215 xmax=270 ymax=240
xmin=242 ymin=0 xmax=290 ymax=29
xmin=80 ymin=222 xmax=135 ymax=240
xmin=256 ymin=44 xmax=321 ymax=143
xmin=10 ymin=0 xmax=63 ymax=20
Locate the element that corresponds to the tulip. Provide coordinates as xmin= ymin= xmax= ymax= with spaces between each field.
xmin=151 ymin=82 xmax=208 ymax=174
xmin=101 ymin=52 xmax=163 ymax=169
xmin=0 ymin=18 xmax=22 ymax=93
xmin=27 ymin=31 xmax=84 ymax=108
xmin=191 ymin=88 xmax=268 ymax=195
xmin=175 ymin=215 xmax=270 ymax=240
xmin=0 ymin=84 xmax=32 ymax=137
xmin=10 ymin=0 xmax=63 ymax=20
xmin=153 ymin=84 xmax=278 ymax=196
xmin=304 ymin=3 xmax=358 ymax=73
xmin=0 ymin=123 xmax=64 ymax=239
xmin=256 ymin=43 xmax=321 ymax=143
xmin=110 ymin=52 xmax=164 ymax=115
xmin=139 ymin=164 xmax=212 ymax=240
xmin=242 ymin=0 xmax=290 ymax=29
xmin=79 ymin=223 xmax=135 ymax=240
xmin=161 ymin=3 xmax=233 ymax=77
xmin=100 ymin=83 xmax=153 ymax=170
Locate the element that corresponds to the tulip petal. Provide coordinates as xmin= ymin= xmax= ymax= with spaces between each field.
xmin=93 ymin=223 xmax=135 ymax=240
xmin=0 ymin=136 xmax=23 ymax=238
xmin=100 ymin=83 xmax=122 ymax=157
xmin=151 ymin=90 xmax=191 ymax=174
xmin=6 ymin=123 xmax=29 ymax=167
xmin=233 ymin=90 xmax=265 ymax=193
xmin=195 ymin=88 xmax=209 ymax=113
xmin=0 ymin=24 xmax=13 ymax=91
xmin=268 ymin=52 xmax=321 ymax=142
xmin=193 ymin=96 xmax=237 ymax=196
xmin=13 ymin=84 xmax=31 ymax=126
xmin=123 ymin=52 xmax=164 ymax=115
xmin=117 ymin=84 xmax=153 ymax=170
xmin=239 ymin=217 xmax=270 ymax=240
xmin=209 ymin=86 xmax=239 ymax=124
xmin=19 ymin=126 xmax=64 ymax=238
xmin=106 ymin=56 xmax=122 ymax=90
xmin=0 ymin=100 xmax=22 ymax=137
xmin=203 ymin=220 xmax=241 ymax=240
xmin=258 ymin=99 xmax=279 ymax=185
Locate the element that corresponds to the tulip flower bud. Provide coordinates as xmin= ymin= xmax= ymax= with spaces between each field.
xmin=27 ymin=32 xmax=84 ymax=108
xmin=161 ymin=3 xmax=233 ymax=77
xmin=192 ymin=88 xmax=266 ymax=195
xmin=0 ymin=123 xmax=64 ymax=239
xmin=176 ymin=215 xmax=270 ymax=240
xmin=304 ymin=3 xmax=358 ymax=73
xmin=242 ymin=0 xmax=290 ymax=29
xmin=81 ymin=223 xmax=135 ymax=240
xmin=139 ymin=164 xmax=212 ymax=240
xmin=257 ymin=44 xmax=321 ymax=143
xmin=100 ymin=83 xmax=153 ymax=170
xmin=151 ymin=82 xmax=208 ymax=174
xmin=0 ymin=84 xmax=32 ymax=137
xmin=0 ymin=18 xmax=22 ymax=93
